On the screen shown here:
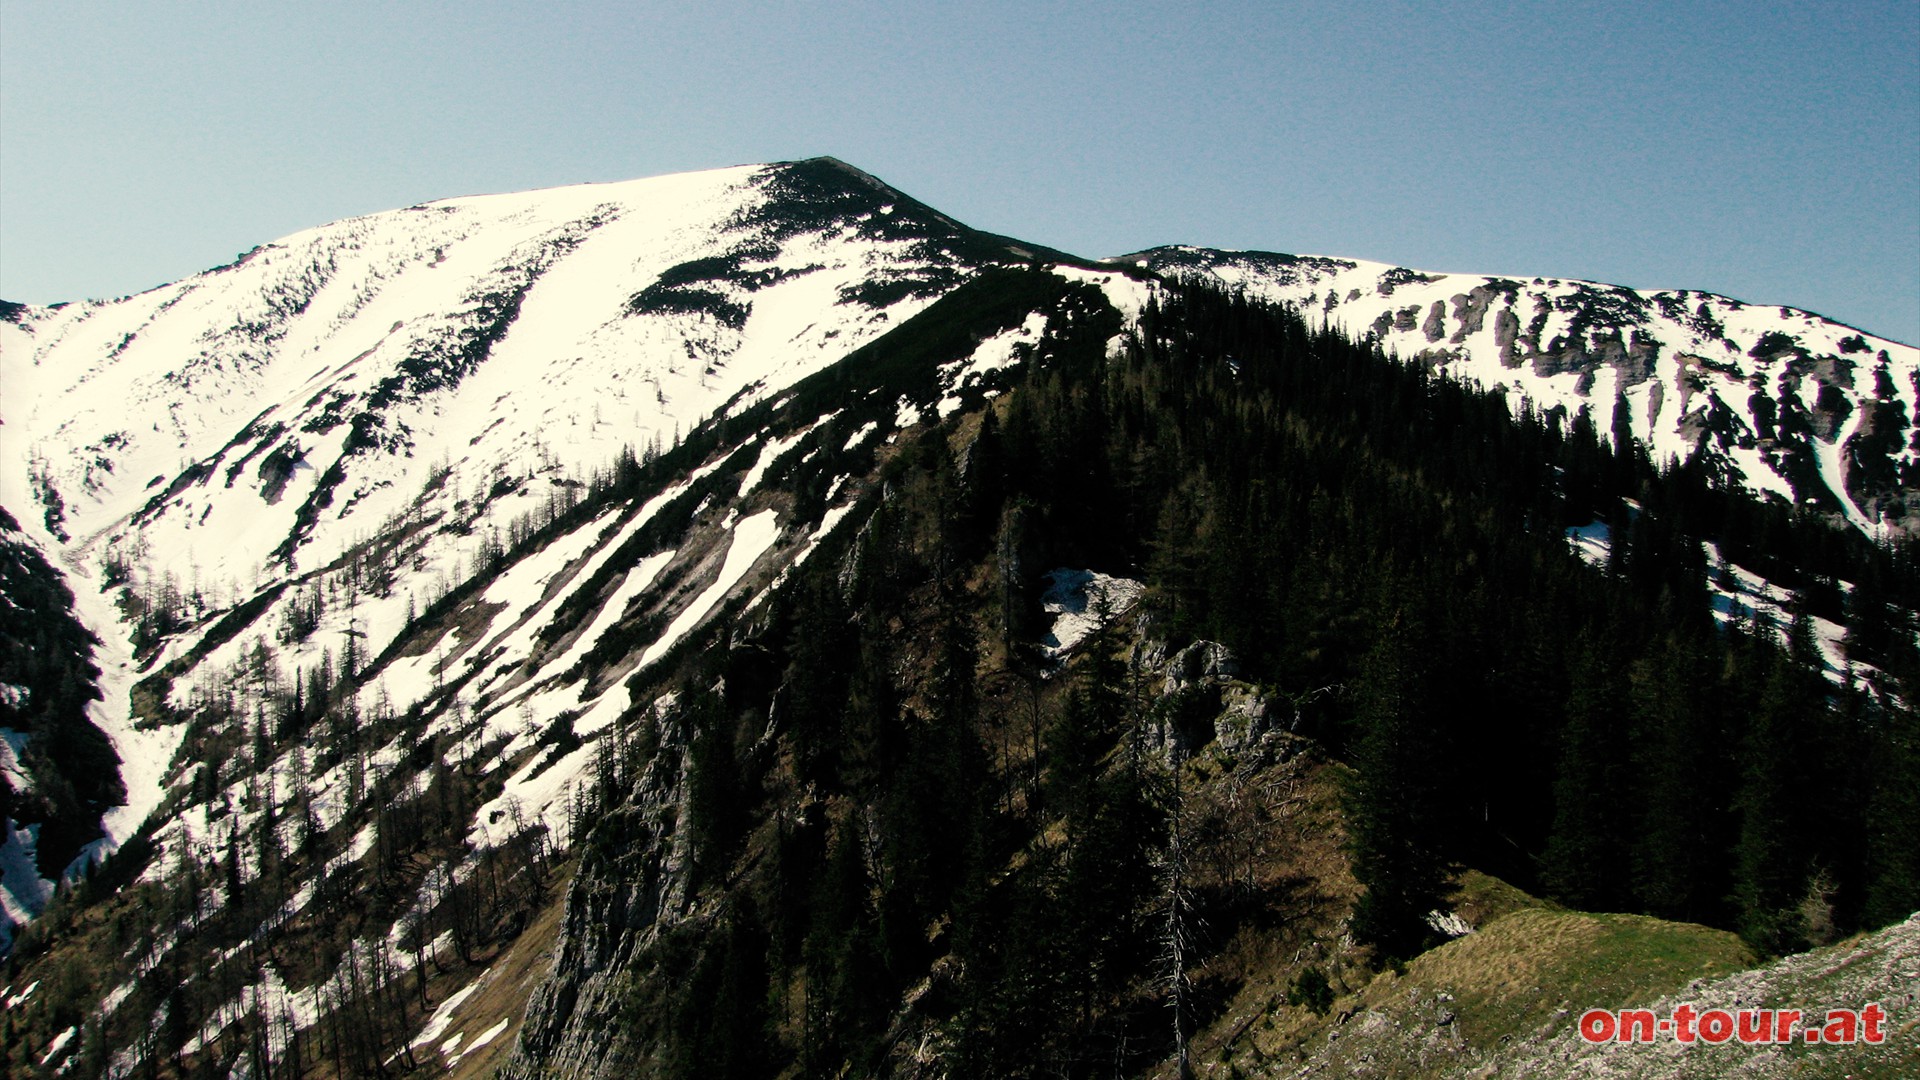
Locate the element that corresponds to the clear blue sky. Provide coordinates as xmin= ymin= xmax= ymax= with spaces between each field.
xmin=4 ymin=1 xmax=1916 ymax=343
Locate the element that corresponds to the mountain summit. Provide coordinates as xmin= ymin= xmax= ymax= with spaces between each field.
xmin=5 ymin=161 xmax=1912 ymax=583
xmin=1 ymin=158 xmax=1058 ymax=580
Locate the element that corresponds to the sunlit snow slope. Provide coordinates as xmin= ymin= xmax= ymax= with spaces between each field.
xmin=0 ymin=154 xmax=1156 ymax=1075
xmin=0 ymin=157 xmax=1106 ymax=942
xmin=2 ymin=159 xmax=1029 ymax=583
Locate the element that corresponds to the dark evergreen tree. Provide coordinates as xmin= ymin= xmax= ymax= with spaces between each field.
xmin=1862 ymin=694 xmax=1920 ymax=927
xmin=1344 ymin=610 xmax=1449 ymax=967
xmin=1629 ymin=638 xmax=1731 ymax=924
xmin=1542 ymin=641 xmax=1632 ymax=910
xmin=1731 ymin=635 xmax=1821 ymax=955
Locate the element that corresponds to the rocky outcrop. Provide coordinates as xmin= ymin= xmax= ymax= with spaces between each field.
xmin=1130 ymin=637 xmax=1291 ymax=761
xmin=500 ymin=703 xmax=695 ymax=1080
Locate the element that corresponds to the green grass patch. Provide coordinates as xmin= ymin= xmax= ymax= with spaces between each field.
xmin=1405 ymin=907 xmax=1757 ymax=1049
xmin=1445 ymin=868 xmax=1558 ymax=930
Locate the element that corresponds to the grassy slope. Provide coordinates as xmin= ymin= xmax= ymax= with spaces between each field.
xmin=1481 ymin=912 xmax=1920 ymax=1079
xmin=1188 ymin=880 xmax=1766 ymax=1078
xmin=1123 ymin=659 xmax=1768 ymax=1079
xmin=430 ymin=873 xmax=572 ymax=1080
xmin=1163 ymin=743 xmax=1915 ymax=1080
xmin=1174 ymin=851 xmax=1760 ymax=1078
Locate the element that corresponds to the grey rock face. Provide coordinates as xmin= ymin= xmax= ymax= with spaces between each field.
xmin=500 ymin=706 xmax=694 ymax=1080
xmin=1162 ymin=639 xmax=1239 ymax=696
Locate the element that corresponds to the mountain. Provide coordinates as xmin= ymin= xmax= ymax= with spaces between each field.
xmin=0 ymin=159 xmax=1915 ymax=1078
xmin=0 ymin=154 xmax=1126 ymax=921
xmin=0 ymin=157 xmax=1070 ymax=575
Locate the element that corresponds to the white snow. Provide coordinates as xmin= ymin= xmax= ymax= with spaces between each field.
xmin=639 ymin=510 xmax=782 ymax=669
xmin=1039 ymin=568 xmax=1145 ymax=660
xmin=543 ymin=549 xmax=676 ymax=685
xmin=410 ymin=978 xmax=481 ymax=1048
xmin=1 ymin=821 xmax=54 ymax=947
xmin=0 ymin=518 xmax=181 ymax=936
xmin=468 ymin=723 xmax=591 ymax=850
xmin=1565 ymin=518 xmax=1612 ymax=567
xmin=5 ymin=159 xmax=1915 ymax=1068
xmin=0 ymin=728 xmax=31 ymax=793
xmin=1568 ymin=525 xmax=1860 ymax=681
xmin=40 ymin=1024 xmax=75 ymax=1065
xmin=452 ymin=497 xmax=679 ymax=707
xmin=0 ymin=166 xmax=975 ymax=897
xmin=737 ymin=428 xmax=806 ymax=496
xmin=1815 ymin=404 xmax=1875 ymax=530
xmin=843 ymin=421 xmax=880 ymax=452
xmin=935 ymin=311 xmax=1047 ymax=418
xmin=1168 ymin=248 xmax=1918 ymax=527
xmin=1052 ymin=263 xmax=1160 ymax=325
xmin=449 ymin=1016 xmax=510 ymax=1063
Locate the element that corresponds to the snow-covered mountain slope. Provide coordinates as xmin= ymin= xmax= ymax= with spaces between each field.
xmin=0 ymin=157 xmax=1137 ymax=954
xmin=1120 ymin=246 xmax=1920 ymax=534
xmin=0 ymin=158 xmax=1061 ymax=586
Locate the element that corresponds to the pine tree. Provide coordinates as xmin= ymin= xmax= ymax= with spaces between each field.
xmin=1344 ymin=609 xmax=1448 ymax=967
xmin=1541 ymin=642 xmax=1630 ymax=909
xmin=1732 ymin=639 xmax=1819 ymax=955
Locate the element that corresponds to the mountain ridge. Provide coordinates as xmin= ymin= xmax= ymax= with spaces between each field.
xmin=1113 ymin=242 xmax=1914 ymax=345
xmin=1118 ymin=244 xmax=1920 ymax=535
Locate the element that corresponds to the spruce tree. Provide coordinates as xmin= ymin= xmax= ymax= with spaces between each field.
xmin=1862 ymin=701 xmax=1920 ymax=927
xmin=1542 ymin=642 xmax=1630 ymax=910
xmin=1344 ymin=609 xmax=1448 ymax=967
xmin=1731 ymin=639 xmax=1819 ymax=955
xmin=1629 ymin=639 xmax=1727 ymax=923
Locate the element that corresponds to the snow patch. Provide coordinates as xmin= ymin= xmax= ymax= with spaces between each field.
xmin=639 ymin=510 xmax=782 ymax=669
xmin=738 ymin=429 xmax=804 ymax=496
xmin=1568 ymin=525 xmax=1860 ymax=681
xmin=1 ymin=821 xmax=53 ymax=945
xmin=410 ymin=978 xmax=481 ymax=1049
xmin=0 ymin=728 xmax=32 ymax=793
xmin=1040 ymin=568 xmax=1145 ymax=660
xmin=935 ymin=311 xmax=1046 ymax=418
xmin=40 ymin=1024 xmax=75 ymax=1065
xmin=449 ymin=1016 xmax=510 ymax=1063
xmin=843 ymin=420 xmax=879 ymax=452
xmin=1565 ymin=518 xmax=1611 ymax=567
